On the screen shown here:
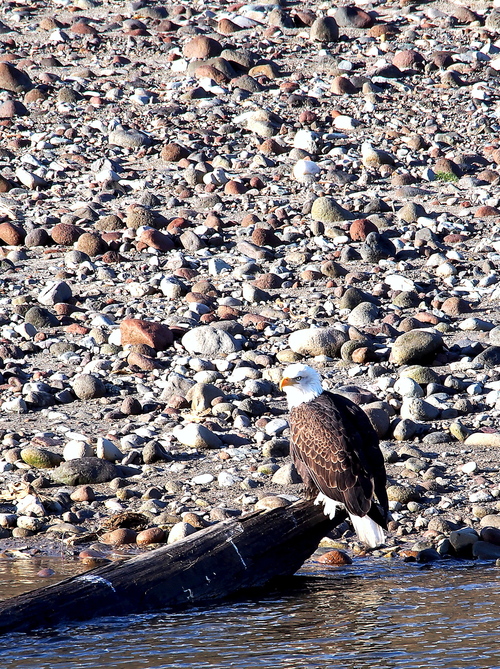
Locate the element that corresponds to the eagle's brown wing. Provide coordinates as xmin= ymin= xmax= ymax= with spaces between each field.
xmin=289 ymin=391 xmax=388 ymax=522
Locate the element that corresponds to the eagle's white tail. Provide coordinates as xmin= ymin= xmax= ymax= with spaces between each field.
xmin=315 ymin=493 xmax=385 ymax=548
xmin=348 ymin=512 xmax=385 ymax=548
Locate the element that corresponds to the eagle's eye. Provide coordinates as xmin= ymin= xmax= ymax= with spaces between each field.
xmin=295 ymin=376 xmax=302 ymax=381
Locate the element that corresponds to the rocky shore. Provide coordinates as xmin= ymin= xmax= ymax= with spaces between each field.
xmin=1 ymin=0 xmax=500 ymax=568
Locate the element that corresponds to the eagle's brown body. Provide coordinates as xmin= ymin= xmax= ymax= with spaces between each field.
xmin=289 ymin=390 xmax=389 ymax=529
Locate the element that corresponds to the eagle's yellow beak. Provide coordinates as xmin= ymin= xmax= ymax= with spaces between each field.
xmin=279 ymin=377 xmax=295 ymax=390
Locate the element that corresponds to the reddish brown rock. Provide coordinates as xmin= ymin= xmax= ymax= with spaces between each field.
xmin=70 ymin=485 xmax=95 ymax=502
xmin=392 ymin=49 xmax=425 ymax=69
xmin=331 ymin=76 xmax=357 ymax=95
xmin=249 ymin=176 xmax=265 ymax=190
xmin=480 ymin=526 xmax=500 ymax=546
xmin=299 ymin=110 xmax=317 ymax=125
xmin=300 ymin=269 xmax=322 ymax=281
xmin=434 ymin=157 xmax=462 ymax=177
xmin=138 ymin=228 xmax=174 ymax=252
xmin=351 ymin=347 xmax=378 ymax=363
xmin=101 ymin=528 xmax=137 ymax=546
xmin=335 ymin=5 xmax=373 ymax=28
xmin=127 ymin=351 xmax=163 ymax=371
xmin=174 ymin=267 xmax=198 ymax=280
xmin=0 ymin=175 xmax=12 ymax=192
xmin=51 ymin=223 xmax=82 ymax=245
xmin=64 ymin=323 xmax=89 ymax=335
xmin=295 ymin=10 xmax=316 ymax=26
xmin=477 ymin=169 xmax=499 ymax=184
xmin=475 ymin=205 xmax=500 ymax=218
xmin=258 ymin=138 xmax=287 ymax=155
xmin=317 ymin=549 xmax=352 ymax=565
xmin=102 ymin=251 xmax=123 ymax=263
xmin=0 ymin=99 xmax=29 ymax=118
xmin=224 ymin=180 xmax=247 ymax=195
xmin=251 ymin=227 xmax=280 ymax=247
xmin=136 ymin=527 xmax=166 ymax=546
xmin=120 ymin=318 xmax=173 ymax=351
xmin=217 ymin=305 xmax=239 ymax=319
xmin=78 ymin=548 xmax=110 ymax=565
xmin=414 ymin=312 xmax=440 ymax=325
xmin=241 ymin=313 xmax=272 ymax=327
xmin=349 ymin=218 xmax=378 ymax=241
xmin=194 ymin=63 xmax=229 ymax=84
xmin=183 ymin=36 xmax=222 ymax=60
xmin=70 ymin=21 xmax=98 ymax=35
xmin=443 ymin=234 xmax=467 ymax=244
xmin=185 ymin=292 xmax=213 ymax=306
xmin=441 ymin=296 xmax=470 ymax=316
xmin=76 ymin=232 xmax=107 ymax=256
xmin=160 ymin=142 xmax=189 ymax=162
xmin=252 ymin=273 xmax=283 ymax=289
xmin=0 ymin=221 xmax=25 ymax=245
xmin=0 ymin=62 xmax=33 ymax=93
xmin=217 ymin=18 xmax=242 ymax=34
xmin=241 ymin=214 xmax=260 ymax=227
xmin=369 ymin=23 xmax=399 ymax=38
xmin=433 ymin=52 xmax=454 ymax=69
xmin=168 ymin=394 xmax=190 ymax=409
xmin=24 ymin=88 xmax=47 ymax=103
xmin=191 ymin=280 xmax=216 ymax=295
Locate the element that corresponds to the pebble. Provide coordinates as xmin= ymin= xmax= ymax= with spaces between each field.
xmin=174 ymin=423 xmax=222 ymax=449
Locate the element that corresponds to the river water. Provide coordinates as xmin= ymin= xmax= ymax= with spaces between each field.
xmin=0 ymin=557 xmax=498 ymax=669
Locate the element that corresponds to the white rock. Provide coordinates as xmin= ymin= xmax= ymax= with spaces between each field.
xmin=293 ymin=129 xmax=319 ymax=153
xmin=127 ymin=282 xmax=155 ymax=297
xmin=461 ymin=461 xmax=477 ymax=474
xmin=16 ymin=516 xmax=43 ymax=531
xmin=174 ymin=423 xmax=222 ymax=449
xmin=0 ymin=513 xmax=17 ymax=528
xmin=96 ymin=437 xmax=124 ymax=462
xmin=385 ymin=274 xmax=416 ymax=292
xmin=333 ymin=115 xmax=359 ymax=130
xmin=182 ymin=326 xmax=241 ymax=357
xmin=108 ymin=329 xmax=122 ymax=346
xmin=469 ymin=490 xmax=493 ymax=503
xmin=3 ymin=398 xmax=28 ymax=413
xmin=13 ymin=323 xmax=37 ymax=339
xmin=293 ymin=159 xmax=320 ymax=181
xmin=191 ymin=473 xmax=214 ymax=485
xmin=16 ymin=494 xmax=46 ymax=517
xmin=104 ymin=499 xmax=124 ymax=512
xmin=394 ymin=377 xmax=424 ymax=398
xmin=435 ymin=262 xmax=457 ymax=277
xmin=459 ymin=318 xmax=494 ymax=331
xmin=208 ymin=258 xmax=232 ymax=275
xmin=264 ymin=418 xmax=288 ymax=436
xmin=167 ymin=521 xmax=197 ymax=544
xmin=63 ymin=440 xmax=93 ymax=461
xmin=465 ymin=432 xmax=500 ymax=448
xmin=218 ymin=471 xmax=239 ymax=487
xmin=15 ymin=167 xmax=47 ymax=189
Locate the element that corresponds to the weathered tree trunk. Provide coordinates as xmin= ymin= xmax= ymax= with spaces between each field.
xmin=0 ymin=500 xmax=345 ymax=634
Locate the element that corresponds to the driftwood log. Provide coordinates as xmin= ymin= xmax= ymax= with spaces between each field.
xmin=0 ymin=500 xmax=345 ymax=634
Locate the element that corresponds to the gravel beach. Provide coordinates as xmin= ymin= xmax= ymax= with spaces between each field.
xmin=1 ymin=0 xmax=500 ymax=566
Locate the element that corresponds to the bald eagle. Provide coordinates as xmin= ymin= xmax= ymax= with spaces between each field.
xmin=280 ymin=363 xmax=389 ymax=548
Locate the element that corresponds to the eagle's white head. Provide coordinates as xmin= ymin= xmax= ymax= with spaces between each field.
xmin=279 ymin=363 xmax=324 ymax=409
